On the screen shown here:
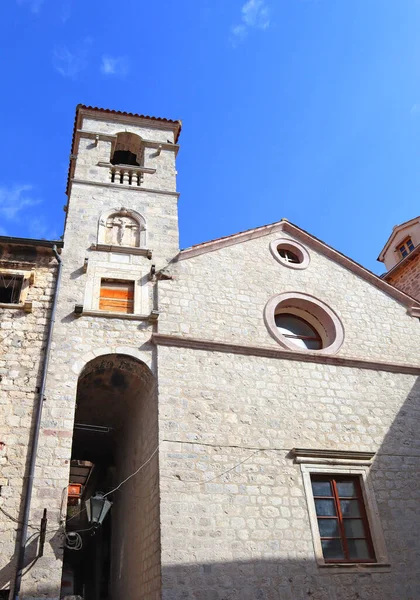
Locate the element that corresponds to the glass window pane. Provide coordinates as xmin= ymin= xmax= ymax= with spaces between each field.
xmin=408 ymin=239 xmax=415 ymax=252
xmin=282 ymin=336 xmax=309 ymax=349
xmin=275 ymin=314 xmax=318 ymax=339
xmin=305 ymin=338 xmax=323 ymax=350
xmin=279 ymin=248 xmax=299 ymax=263
xmin=321 ymin=539 xmax=345 ymax=560
xmin=339 ymin=499 xmax=361 ymax=517
xmin=347 ymin=539 xmax=372 ymax=560
xmin=336 ymin=481 xmax=357 ymax=497
xmin=318 ymin=519 xmax=339 ymax=537
xmin=314 ymin=499 xmax=336 ymax=516
xmin=311 ymin=480 xmax=332 ymax=497
xmin=344 ymin=519 xmax=366 ymax=538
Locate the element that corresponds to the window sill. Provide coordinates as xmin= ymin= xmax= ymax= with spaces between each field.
xmin=90 ymin=243 xmax=152 ymax=258
xmin=318 ymin=562 xmax=391 ymax=574
xmin=75 ymin=308 xmax=158 ymax=322
xmin=0 ymin=301 xmax=32 ymax=313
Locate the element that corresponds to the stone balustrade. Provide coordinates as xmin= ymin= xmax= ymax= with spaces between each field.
xmin=110 ymin=165 xmax=144 ymax=186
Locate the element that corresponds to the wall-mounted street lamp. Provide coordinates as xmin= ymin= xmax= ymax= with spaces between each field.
xmin=85 ymin=492 xmax=112 ymax=528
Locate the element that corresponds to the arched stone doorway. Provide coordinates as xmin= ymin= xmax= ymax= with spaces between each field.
xmin=63 ymin=354 xmax=160 ymax=600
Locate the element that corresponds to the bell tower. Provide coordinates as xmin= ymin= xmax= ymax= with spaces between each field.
xmin=66 ymin=105 xmax=182 ymax=264
xmin=61 ymin=105 xmax=182 ymax=317
xmin=28 ymin=106 xmax=182 ymax=599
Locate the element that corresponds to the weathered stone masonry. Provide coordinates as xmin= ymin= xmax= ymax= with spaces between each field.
xmin=0 ymin=241 xmax=61 ymax=598
xmin=2 ymin=105 xmax=420 ymax=600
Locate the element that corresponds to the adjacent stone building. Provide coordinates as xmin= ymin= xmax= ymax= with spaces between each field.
xmin=378 ymin=215 xmax=420 ymax=301
xmin=0 ymin=238 xmax=62 ymax=599
xmin=1 ymin=105 xmax=420 ymax=600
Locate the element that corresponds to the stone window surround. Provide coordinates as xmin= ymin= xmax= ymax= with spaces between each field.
xmin=0 ymin=268 xmax=34 ymax=312
xmin=97 ymin=207 xmax=148 ymax=252
xmin=269 ymin=237 xmax=310 ymax=270
xmin=83 ymin=264 xmax=149 ymax=318
xmin=294 ymin=449 xmax=390 ymax=573
xmin=264 ymin=292 xmax=345 ymax=355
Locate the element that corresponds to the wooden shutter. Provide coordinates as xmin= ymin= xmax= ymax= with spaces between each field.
xmin=99 ymin=279 xmax=134 ymax=314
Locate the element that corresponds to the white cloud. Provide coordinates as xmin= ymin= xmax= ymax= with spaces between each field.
xmin=0 ymin=185 xmax=58 ymax=240
xmin=0 ymin=185 xmax=42 ymax=222
xmin=17 ymin=0 xmax=45 ymax=13
xmin=231 ymin=0 xmax=270 ymax=45
xmin=100 ymin=55 xmax=130 ymax=78
xmin=242 ymin=0 xmax=270 ymax=28
xmin=52 ymin=37 xmax=92 ymax=78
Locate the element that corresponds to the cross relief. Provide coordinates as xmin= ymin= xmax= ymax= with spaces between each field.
xmin=103 ymin=214 xmax=141 ymax=247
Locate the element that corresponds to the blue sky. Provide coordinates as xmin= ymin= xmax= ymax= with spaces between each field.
xmin=1 ymin=1 xmax=420 ymax=273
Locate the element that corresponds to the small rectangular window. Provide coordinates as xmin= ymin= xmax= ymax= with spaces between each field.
xmin=399 ymin=244 xmax=408 ymax=258
xmin=311 ymin=474 xmax=375 ymax=563
xmin=407 ymin=238 xmax=415 ymax=252
xmin=99 ymin=279 xmax=134 ymax=314
xmin=0 ymin=274 xmax=23 ymax=304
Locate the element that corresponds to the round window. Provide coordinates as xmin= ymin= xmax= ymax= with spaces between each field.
xmin=269 ymin=238 xmax=310 ymax=269
xmin=278 ymin=248 xmax=300 ymax=264
xmin=264 ymin=292 xmax=344 ymax=355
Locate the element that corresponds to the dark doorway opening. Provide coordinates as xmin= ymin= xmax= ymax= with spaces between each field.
xmin=61 ymin=354 xmax=159 ymax=600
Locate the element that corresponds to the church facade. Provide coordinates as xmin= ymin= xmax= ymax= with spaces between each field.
xmin=1 ymin=105 xmax=420 ymax=600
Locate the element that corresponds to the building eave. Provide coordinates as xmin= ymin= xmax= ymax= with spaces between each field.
xmin=0 ymin=236 xmax=63 ymax=249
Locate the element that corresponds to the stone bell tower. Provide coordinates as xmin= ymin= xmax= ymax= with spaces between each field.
xmin=22 ymin=106 xmax=182 ymax=600
xmin=61 ymin=104 xmax=182 ymax=318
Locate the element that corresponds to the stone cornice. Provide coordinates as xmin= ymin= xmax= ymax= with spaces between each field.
xmin=77 ymin=130 xmax=180 ymax=154
xmin=178 ymin=220 xmax=420 ymax=311
xmin=70 ymin=178 xmax=180 ymax=197
xmin=151 ymin=333 xmax=420 ymax=375
xmin=78 ymin=107 xmax=181 ymax=141
xmin=291 ymin=448 xmax=375 ymax=463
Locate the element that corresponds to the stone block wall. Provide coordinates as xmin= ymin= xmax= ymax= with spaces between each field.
xmin=157 ymin=347 xmax=420 ymax=600
xmin=110 ymin=365 xmax=161 ymax=600
xmin=385 ymin=253 xmax=420 ymax=301
xmin=156 ymin=229 xmax=420 ymax=599
xmin=159 ymin=230 xmax=420 ymax=364
xmin=0 ymin=244 xmax=59 ymax=598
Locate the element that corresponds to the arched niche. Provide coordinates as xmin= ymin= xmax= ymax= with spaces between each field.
xmin=97 ymin=207 xmax=147 ymax=249
xmin=111 ymin=132 xmax=143 ymax=166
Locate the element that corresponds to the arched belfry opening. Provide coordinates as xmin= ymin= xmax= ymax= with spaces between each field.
xmin=62 ymin=354 xmax=160 ymax=600
xmin=110 ymin=132 xmax=143 ymax=166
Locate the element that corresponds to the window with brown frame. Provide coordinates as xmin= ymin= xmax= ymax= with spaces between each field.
xmin=398 ymin=237 xmax=415 ymax=259
xmin=311 ymin=474 xmax=376 ymax=563
xmin=99 ymin=279 xmax=134 ymax=314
